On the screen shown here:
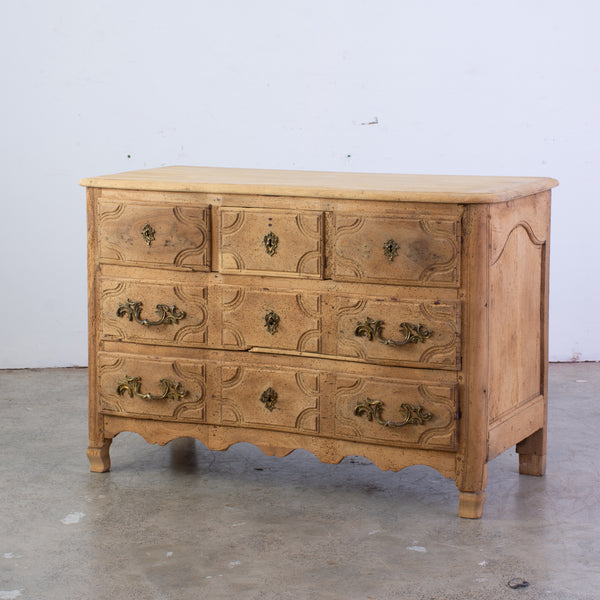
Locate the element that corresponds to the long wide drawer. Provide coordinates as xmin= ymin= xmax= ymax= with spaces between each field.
xmin=98 ymin=279 xmax=460 ymax=369
xmin=97 ymin=351 xmax=457 ymax=451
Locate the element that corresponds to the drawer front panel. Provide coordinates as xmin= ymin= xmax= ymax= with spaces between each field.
xmin=335 ymin=296 xmax=460 ymax=369
xmin=220 ymin=364 xmax=320 ymax=433
xmin=100 ymin=278 xmax=208 ymax=347
xmin=333 ymin=214 xmax=460 ymax=287
xmin=219 ymin=207 xmax=323 ymax=278
xmin=98 ymin=353 xmax=206 ymax=421
xmin=98 ymin=200 xmax=210 ymax=269
xmin=334 ymin=376 xmax=458 ymax=450
xmin=221 ymin=286 xmax=322 ymax=353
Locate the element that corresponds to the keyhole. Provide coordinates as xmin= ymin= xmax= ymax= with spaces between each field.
xmin=263 ymin=231 xmax=279 ymax=256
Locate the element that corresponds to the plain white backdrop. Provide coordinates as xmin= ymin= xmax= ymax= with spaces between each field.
xmin=0 ymin=0 xmax=598 ymax=368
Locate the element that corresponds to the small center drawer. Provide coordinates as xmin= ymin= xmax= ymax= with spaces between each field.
xmin=220 ymin=365 xmax=320 ymax=433
xmin=220 ymin=285 xmax=322 ymax=353
xmin=218 ymin=207 xmax=324 ymax=278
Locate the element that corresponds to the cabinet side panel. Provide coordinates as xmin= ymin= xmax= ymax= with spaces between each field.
xmin=488 ymin=192 xmax=550 ymax=426
xmin=87 ymin=188 xmax=104 ymax=447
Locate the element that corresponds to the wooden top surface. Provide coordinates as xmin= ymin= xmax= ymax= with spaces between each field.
xmin=80 ymin=166 xmax=558 ymax=203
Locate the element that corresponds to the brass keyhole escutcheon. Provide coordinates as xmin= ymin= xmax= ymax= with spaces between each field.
xmin=263 ymin=231 xmax=279 ymax=256
xmin=265 ymin=310 xmax=280 ymax=335
xmin=260 ymin=387 xmax=278 ymax=411
xmin=141 ymin=224 xmax=156 ymax=246
xmin=383 ymin=238 xmax=399 ymax=262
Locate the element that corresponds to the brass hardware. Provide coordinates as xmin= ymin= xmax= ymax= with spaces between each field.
xmin=263 ymin=231 xmax=279 ymax=256
xmin=264 ymin=310 xmax=280 ymax=335
xmin=116 ymin=376 xmax=187 ymax=401
xmin=355 ymin=317 xmax=433 ymax=346
xmin=383 ymin=239 xmax=399 ymax=261
xmin=260 ymin=387 xmax=278 ymax=411
xmin=355 ymin=398 xmax=432 ymax=428
xmin=141 ymin=224 xmax=156 ymax=246
xmin=116 ymin=299 xmax=186 ymax=327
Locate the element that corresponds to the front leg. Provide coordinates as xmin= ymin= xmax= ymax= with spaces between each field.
xmin=87 ymin=438 xmax=112 ymax=472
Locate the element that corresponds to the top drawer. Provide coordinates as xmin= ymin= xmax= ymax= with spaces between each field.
xmin=332 ymin=213 xmax=461 ymax=287
xmin=218 ymin=207 xmax=324 ymax=278
xmin=98 ymin=200 xmax=210 ymax=270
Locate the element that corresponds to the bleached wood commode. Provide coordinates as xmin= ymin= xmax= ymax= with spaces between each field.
xmin=81 ymin=166 xmax=557 ymax=518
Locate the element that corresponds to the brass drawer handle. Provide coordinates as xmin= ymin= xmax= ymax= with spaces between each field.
xmin=260 ymin=387 xmax=278 ymax=411
xmin=141 ymin=223 xmax=156 ymax=246
xmin=355 ymin=398 xmax=432 ymax=428
xmin=117 ymin=299 xmax=186 ymax=327
xmin=263 ymin=231 xmax=279 ymax=256
xmin=355 ymin=317 xmax=433 ymax=346
xmin=117 ymin=376 xmax=187 ymax=401
xmin=264 ymin=310 xmax=280 ymax=335
xmin=383 ymin=238 xmax=399 ymax=261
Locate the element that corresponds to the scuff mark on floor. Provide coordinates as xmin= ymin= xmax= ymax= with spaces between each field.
xmin=61 ymin=512 xmax=85 ymax=525
xmin=0 ymin=591 xmax=23 ymax=600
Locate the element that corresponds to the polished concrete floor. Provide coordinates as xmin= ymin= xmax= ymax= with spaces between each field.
xmin=0 ymin=363 xmax=598 ymax=600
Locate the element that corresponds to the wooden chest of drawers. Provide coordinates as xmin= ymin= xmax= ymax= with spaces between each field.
xmin=81 ymin=166 xmax=558 ymax=518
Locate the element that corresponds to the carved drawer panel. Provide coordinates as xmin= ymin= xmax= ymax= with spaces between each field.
xmin=334 ymin=375 xmax=458 ymax=450
xmin=98 ymin=200 xmax=210 ymax=269
xmin=220 ymin=365 xmax=320 ymax=433
xmin=220 ymin=286 xmax=322 ymax=353
xmin=335 ymin=295 xmax=460 ymax=369
xmin=99 ymin=278 xmax=208 ymax=347
xmin=98 ymin=353 xmax=206 ymax=422
xmin=332 ymin=213 xmax=460 ymax=287
xmin=218 ymin=207 xmax=323 ymax=278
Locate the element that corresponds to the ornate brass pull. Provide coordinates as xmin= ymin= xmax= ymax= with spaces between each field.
xmin=116 ymin=299 xmax=186 ymax=327
xmin=355 ymin=317 xmax=433 ymax=346
xmin=117 ymin=376 xmax=187 ymax=401
xmin=355 ymin=398 xmax=432 ymax=428
xmin=141 ymin=223 xmax=156 ymax=246
xmin=260 ymin=387 xmax=278 ymax=411
xmin=383 ymin=238 xmax=399 ymax=261
xmin=263 ymin=231 xmax=279 ymax=256
xmin=264 ymin=310 xmax=280 ymax=335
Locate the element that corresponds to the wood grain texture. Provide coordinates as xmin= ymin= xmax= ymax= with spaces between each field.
xmin=333 ymin=375 xmax=458 ymax=450
xmin=100 ymin=278 xmax=208 ymax=346
xmin=98 ymin=352 xmax=207 ymax=422
xmin=335 ymin=295 xmax=460 ymax=369
xmin=80 ymin=165 xmax=558 ymax=204
xmin=98 ymin=198 xmax=210 ymax=270
xmin=332 ymin=212 xmax=460 ymax=286
xmin=84 ymin=166 xmax=557 ymax=518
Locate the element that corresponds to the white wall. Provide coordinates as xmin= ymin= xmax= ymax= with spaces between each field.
xmin=0 ymin=0 xmax=598 ymax=367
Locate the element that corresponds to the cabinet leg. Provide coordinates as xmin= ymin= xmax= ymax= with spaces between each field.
xmin=516 ymin=428 xmax=546 ymax=476
xmin=87 ymin=438 xmax=112 ymax=473
xmin=458 ymin=491 xmax=486 ymax=519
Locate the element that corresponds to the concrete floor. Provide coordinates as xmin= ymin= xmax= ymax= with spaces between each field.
xmin=0 ymin=364 xmax=598 ymax=600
